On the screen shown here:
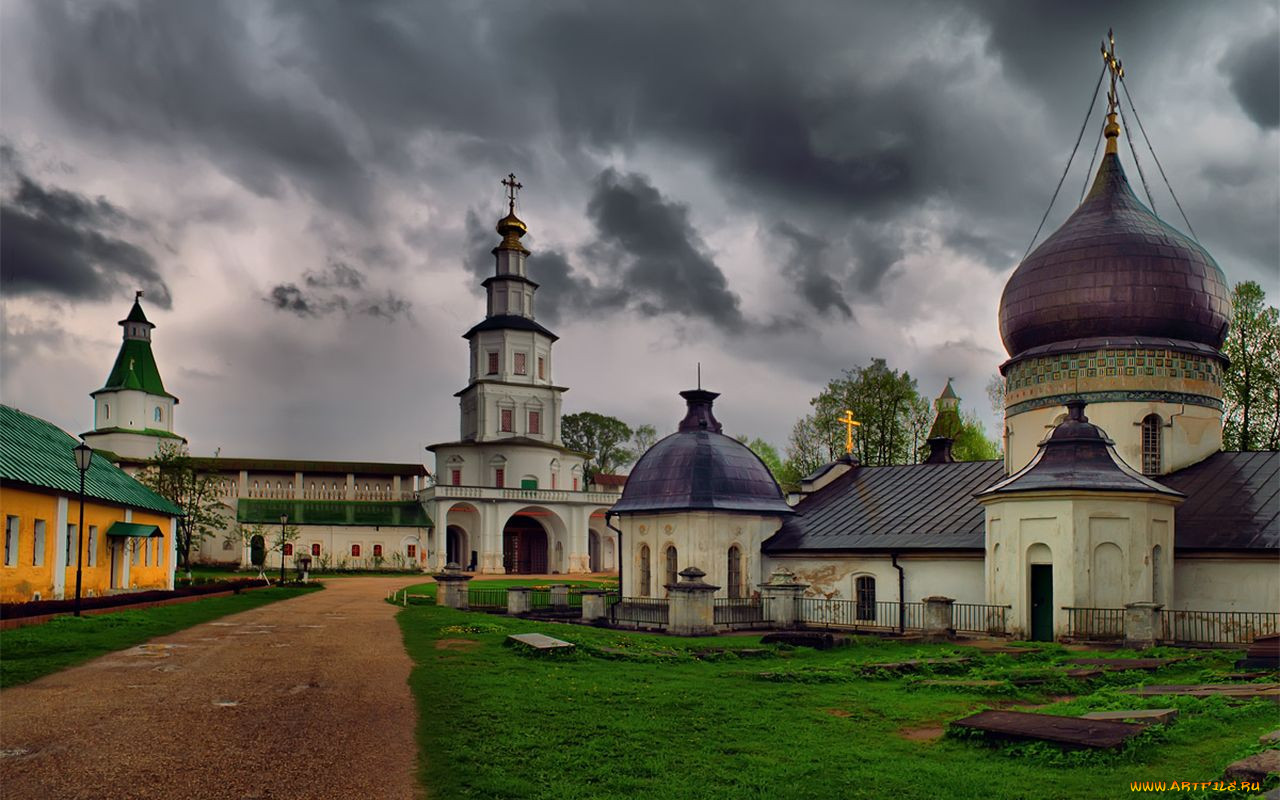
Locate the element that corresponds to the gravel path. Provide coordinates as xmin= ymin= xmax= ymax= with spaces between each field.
xmin=0 ymin=577 xmax=423 ymax=800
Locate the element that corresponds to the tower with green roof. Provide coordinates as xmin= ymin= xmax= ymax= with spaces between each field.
xmin=82 ymin=292 xmax=187 ymax=460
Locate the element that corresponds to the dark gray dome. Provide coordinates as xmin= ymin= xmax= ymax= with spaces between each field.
xmin=610 ymin=390 xmax=793 ymax=516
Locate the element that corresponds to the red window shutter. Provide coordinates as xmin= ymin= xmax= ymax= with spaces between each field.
xmin=451 ymin=469 xmax=461 ymax=486
xmin=487 ymin=352 xmax=499 ymax=374
xmin=501 ymin=409 xmax=513 ymax=432
xmin=514 ymin=353 xmax=527 ymax=375
xmin=407 ymin=544 xmax=416 ymax=558
xmin=573 ymin=477 xmax=579 ymax=491
xmin=311 ymin=543 xmax=321 ymax=556
xmin=283 ymin=543 xmax=293 ymax=556
xmin=352 ymin=544 xmax=361 ymax=557
xmin=495 ymin=468 xmax=505 ymax=488
xmin=373 ymin=544 xmax=383 ymax=557
xmin=529 ymin=411 xmax=541 ymax=434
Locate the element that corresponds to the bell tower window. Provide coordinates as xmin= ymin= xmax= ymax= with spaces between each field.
xmin=514 ymin=352 xmax=527 ymax=375
xmin=1141 ymin=414 xmax=1162 ymax=475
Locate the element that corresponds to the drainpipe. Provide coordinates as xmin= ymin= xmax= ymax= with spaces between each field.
xmin=605 ymin=511 xmax=622 ymax=600
xmin=891 ymin=553 xmax=906 ymax=633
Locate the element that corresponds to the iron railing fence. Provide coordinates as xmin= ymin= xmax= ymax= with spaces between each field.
xmin=953 ymin=603 xmax=1011 ymax=635
xmin=713 ymin=597 xmax=769 ymax=628
xmin=466 ymin=586 xmax=508 ymax=609
xmin=609 ymin=596 xmax=670 ymax=626
xmin=1160 ymin=609 xmax=1280 ymax=646
xmin=799 ymin=598 xmax=924 ymax=632
xmin=1064 ymin=607 xmax=1125 ymax=640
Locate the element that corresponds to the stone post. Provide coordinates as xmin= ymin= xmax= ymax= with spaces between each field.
xmin=580 ymin=589 xmax=606 ymax=622
xmin=551 ymin=584 xmax=570 ymax=610
xmin=758 ymin=568 xmax=810 ymax=630
xmin=922 ymin=596 xmax=955 ymax=641
xmin=433 ymin=563 xmax=473 ymax=610
xmin=507 ymin=587 xmax=532 ymax=615
xmin=666 ymin=566 xmax=718 ymax=636
xmin=1124 ymin=601 xmax=1163 ymax=649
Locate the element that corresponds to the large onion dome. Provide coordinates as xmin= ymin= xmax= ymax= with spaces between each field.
xmin=998 ymin=151 xmax=1231 ymax=358
xmin=609 ymin=389 xmax=793 ymax=516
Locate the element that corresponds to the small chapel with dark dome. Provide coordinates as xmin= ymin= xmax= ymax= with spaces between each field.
xmin=608 ymin=47 xmax=1277 ymax=643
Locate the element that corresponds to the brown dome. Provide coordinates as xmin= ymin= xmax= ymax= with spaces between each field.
xmin=999 ymin=152 xmax=1231 ymax=358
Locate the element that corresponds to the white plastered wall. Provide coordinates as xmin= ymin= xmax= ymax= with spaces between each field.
xmin=616 ymin=510 xmax=786 ymax=598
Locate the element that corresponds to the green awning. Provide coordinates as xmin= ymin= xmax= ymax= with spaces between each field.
xmin=106 ymin=522 xmax=163 ymax=538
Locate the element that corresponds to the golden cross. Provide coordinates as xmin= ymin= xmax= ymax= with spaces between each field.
xmin=501 ymin=173 xmax=523 ymax=213
xmin=1100 ymin=28 xmax=1124 ymax=116
xmin=837 ymin=409 xmax=860 ymax=455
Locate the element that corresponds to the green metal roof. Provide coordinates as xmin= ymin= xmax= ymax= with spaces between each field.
xmin=94 ymin=338 xmax=176 ymax=399
xmin=0 ymin=405 xmax=183 ymax=517
xmin=237 ymin=498 xmax=432 ymax=528
xmin=107 ymin=522 xmax=163 ymax=538
xmin=84 ymin=426 xmax=186 ymax=440
xmin=927 ymin=407 xmax=964 ymax=441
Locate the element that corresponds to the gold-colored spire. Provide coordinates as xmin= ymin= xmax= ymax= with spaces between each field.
xmin=1101 ymin=29 xmax=1124 ymax=155
xmin=495 ymin=172 xmax=529 ymax=252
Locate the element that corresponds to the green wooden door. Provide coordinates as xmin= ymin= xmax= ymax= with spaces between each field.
xmin=1030 ymin=564 xmax=1054 ymax=642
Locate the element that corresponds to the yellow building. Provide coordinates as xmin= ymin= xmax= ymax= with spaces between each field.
xmin=0 ymin=405 xmax=181 ymax=603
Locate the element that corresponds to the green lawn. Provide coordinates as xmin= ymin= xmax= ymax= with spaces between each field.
xmin=1 ymin=584 xmax=320 ymax=688
xmin=396 ymin=593 xmax=1277 ymax=800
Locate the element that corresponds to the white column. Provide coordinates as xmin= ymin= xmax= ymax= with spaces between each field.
xmin=122 ymin=508 xmax=133 ymax=588
xmin=567 ymin=505 xmax=591 ymax=574
xmin=168 ymin=517 xmax=177 ymax=589
xmin=53 ymin=496 xmax=69 ymax=598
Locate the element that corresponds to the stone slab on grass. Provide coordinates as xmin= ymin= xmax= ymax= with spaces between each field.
xmin=920 ymin=679 xmax=1006 ymax=688
xmin=507 ymin=633 xmax=575 ymax=651
xmin=761 ymin=631 xmax=851 ymax=650
xmin=1124 ymin=683 xmax=1279 ymax=701
xmin=1223 ymin=749 xmax=1280 ymax=783
xmin=1066 ymin=658 xmax=1175 ymax=671
xmin=951 ymin=710 xmax=1145 ymax=749
xmin=1080 ymin=708 xmax=1178 ymax=725
xmin=1260 ymin=728 xmax=1280 ymax=746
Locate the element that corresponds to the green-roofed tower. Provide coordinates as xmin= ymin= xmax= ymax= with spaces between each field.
xmin=924 ymin=379 xmax=963 ymax=463
xmin=82 ymin=292 xmax=187 ymax=460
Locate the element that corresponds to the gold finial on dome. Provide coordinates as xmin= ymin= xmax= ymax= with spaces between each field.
xmin=1101 ymin=29 xmax=1124 ymax=154
xmin=495 ymin=172 xmax=529 ymax=251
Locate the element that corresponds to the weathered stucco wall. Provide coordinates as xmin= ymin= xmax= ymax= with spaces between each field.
xmin=1172 ymin=555 xmax=1279 ymax=612
xmin=617 ymin=510 xmax=784 ymax=598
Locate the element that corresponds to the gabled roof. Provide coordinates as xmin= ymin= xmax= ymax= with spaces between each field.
xmin=1163 ymin=451 xmax=1278 ymax=551
xmin=763 ymin=460 xmax=1004 ymax=553
xmin=93 ymin=338 xmax=177 ymax=399
xmin=0 ymin=405 xmax=182 ymax=517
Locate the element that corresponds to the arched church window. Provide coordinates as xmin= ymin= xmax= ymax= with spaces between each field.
xmin=639 ymin=545 xmax=651 ymax=597
xmin=727 ymin=545 xmax=742 ymax=598
xmin=104 ymin=403 xmax=110 ymax=420
xmin=855 ymin=575 xmax=876 ymax=621
xmin=154 ymin=407 xmax=162 ymax=423
xmin=1141 ymin=415 xmax=1162 ymax=475
xmin=664 ymin=545 xmax=678 ymax=591
xmin=311 ymin=543 xmax=321 ymax=557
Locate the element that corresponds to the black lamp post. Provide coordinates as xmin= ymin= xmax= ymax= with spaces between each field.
xmin=279 ymin=514 xmax=288 ymax=584
xmin=72 ymin=441 xmax=94 ymax=617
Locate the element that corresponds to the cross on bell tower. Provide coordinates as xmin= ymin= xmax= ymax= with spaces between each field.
xmin=501 ymin=173 xmax=523 ymax=214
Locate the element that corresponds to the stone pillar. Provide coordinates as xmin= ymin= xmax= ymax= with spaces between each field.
xmin=580 ymin=589 xmax=606 ymax=622
xmin=666 ymin=566 xmax=718 ymax=636
xmin=1124 ymin=601 xmax=1163 ymax=649
xmin=434 ymin=563 xmax=473 ymax=610
xmin=551 ymin=584 xmax=570 ymax=609
xmin=507 ymin=587 xmax=532 ymax=615
xmin=923 ymin=596 xmax=955 ymax=641
xmin=758 ymin=569 xmax=809 ymax=630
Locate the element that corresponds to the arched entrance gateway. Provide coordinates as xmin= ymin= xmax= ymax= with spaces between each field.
xmin=502 ymin=514 xmax=548 ymax=574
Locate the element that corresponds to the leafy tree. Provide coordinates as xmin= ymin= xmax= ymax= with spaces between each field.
xmin=137 ymin=442 xmax=227 ymax=578
xmin=562 ymin=412 xmax=633 ymax=477
xmin=1222 ymin=281 xmax=1280 ymax=451
xmin=952 ymin=410 xmax=1001 ymax=462
xmin=628 ymin=424 xmax=659 ymax=463
xmin=787 ymin=359 xmax=927 ymax=469
xmin=227 ymin=521 xmax=301 ymax=582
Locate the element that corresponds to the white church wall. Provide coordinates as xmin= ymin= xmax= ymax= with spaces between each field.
xmin=1006 ymin=401 xmax=1222 ymax=475
xmin=617 ymin=511 xmax=784 ymax=598
xmin=764 ymin=553 xmax=985 ymax=604
xmin=1172 ymin=555 xmax=1280 ymax=613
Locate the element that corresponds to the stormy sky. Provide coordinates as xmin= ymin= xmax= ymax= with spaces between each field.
xmin=1 ymin=1 xmax=1276 ymax=467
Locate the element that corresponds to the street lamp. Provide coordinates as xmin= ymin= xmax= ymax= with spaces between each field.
xmin=72 ymin=441 xmax=94 ymax=617
xmin=279 ymin=514 xmax=288 ymax=585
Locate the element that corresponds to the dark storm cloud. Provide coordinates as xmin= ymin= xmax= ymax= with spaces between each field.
xmin=773 ymin=223 xmax=852 ymax=319
xmin=25 ymin=0 xmax=369 ymax=218
xmin=266 ymin=260 xmax=411 ymax=321
xmin=0 ymin=157 xmax=171 ymax=306
xmin=586 ymin=169 xmax=744 ymax=331
xmin=1221 ymin=29 xmax=1280 ymax=130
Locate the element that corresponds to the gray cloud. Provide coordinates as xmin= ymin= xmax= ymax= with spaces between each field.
xmin=1221 ymin=29 xmax=1280 ymax=129
xmin=773 ymin=222 xmax=852 ymax=319
xmin=266 ymin=260 xmax=410 ymax=321
xmin=0 ymin=153 xmax=171 ymax=307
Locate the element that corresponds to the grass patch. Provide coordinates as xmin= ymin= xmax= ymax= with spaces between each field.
xmin=397 ymin=602 xmax=1276 ymax=800
xmin=1 ymin=584 xmax=320 ymax=688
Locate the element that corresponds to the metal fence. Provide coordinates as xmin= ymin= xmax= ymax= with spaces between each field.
xmin=1064 ymin=607 xmax=1125 ymax=640
xmin=713 ymin=597 xmax=769 ymax=629
xmin=466 ymin=586 xmax=508 ymax=609
xmin=953 ymin=603 xmax=1011 ymax=635
xmin=609 ymin=596 xmax=669 ymax=627
xmin=1160 ymin=609 xmax=1280 ymax=646
xmin=799 ymin=598 xmax=924 ymax=632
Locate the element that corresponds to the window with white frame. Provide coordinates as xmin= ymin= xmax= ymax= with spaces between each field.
xmin=88 ymin=526 xmax=99 ymax=566
xmin=66 ymin=524 xmax=78 ymax=567
xmin=5 ymin=516 xmax=19 ymax=566
xmin=514 ymin=352 xmax=528 ymax=375
xmin=32 ymin=519 xmax=46 ymax=567
xmin=528 ymin=410 xmax=541 ymax=435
